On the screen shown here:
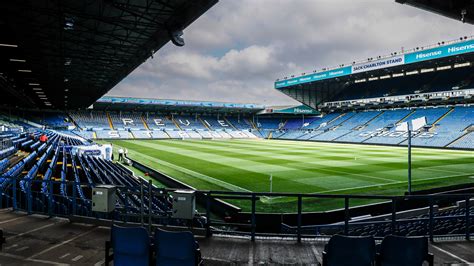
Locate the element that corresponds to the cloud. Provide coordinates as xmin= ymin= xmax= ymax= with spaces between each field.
xmin=108 ymin=0 xmax=473 ymax=106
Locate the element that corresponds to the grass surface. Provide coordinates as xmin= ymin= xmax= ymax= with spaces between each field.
xmin=103 ymin=139 xmax=474 ymax=212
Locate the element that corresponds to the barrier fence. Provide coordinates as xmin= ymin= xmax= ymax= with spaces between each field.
xmin=0 ymin=176 xmax=472 ymax=242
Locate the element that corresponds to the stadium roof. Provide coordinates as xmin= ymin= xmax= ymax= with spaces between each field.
xmin=276 ymin=36 xmax=474 ymax=108
xmin=0 ymin=0 xmax=217 ymax=110
xmin=396 ymin=0 xmax=474 ymax=24
xmin=92 ymin=96 xmax=265 ymax=113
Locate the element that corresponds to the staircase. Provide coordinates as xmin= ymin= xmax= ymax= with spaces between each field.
xmin=141 ymin=116 xmax=150 ymax=130
xmin=396 ymin=109 xmax=416 ymax=124
xmin=106 ymin=113 xmax=114 ymax=129
xmin=429 ymin=108 xmax=454 ymax=132
xmin=445 ymin=131 xmax=470 ymax=147
xmin=198 ymin=117 xmax=212 ymax=130
xmin=170 ymin=116 xmax=182 ymax=130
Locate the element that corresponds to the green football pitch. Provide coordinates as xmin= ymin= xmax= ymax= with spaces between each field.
xmin=105 ymin=139 xmax=474 ymax=212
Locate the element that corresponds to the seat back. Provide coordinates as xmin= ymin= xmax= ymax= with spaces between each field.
xmin=325 ymin=235 xmax=375 ymax=266
xmin=111 ymin=225 xmax=150 ymax=266
xmin=155 ymin=228 xmax=196 ymax=266
xmin=379 ymin=235 xmax=428 ymax=266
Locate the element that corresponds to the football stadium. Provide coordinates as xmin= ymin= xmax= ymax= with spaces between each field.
xmin=0 ymin=0 xmax=473 ymax=265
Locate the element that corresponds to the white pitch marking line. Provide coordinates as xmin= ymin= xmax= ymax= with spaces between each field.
xmin=431 ymin=244 xmax=472 ymax=264
xmin=15 ymin=246 xmax=29 ymax=252
xmin=59 ymin=253 xmax=70 ymax=259
xmin=141 ymin=139 xmax=395 ymax=183
xmin=317 ymin=173 xmax=470 ymax=194
xmin=71 ymin=255 xmax=83 ymax=262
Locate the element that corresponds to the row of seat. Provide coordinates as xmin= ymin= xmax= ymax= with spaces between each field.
xmin=345 ymin=206 xmax=474 ymax=237
xmin=0 ymin=146 xmax=16 ymax=161
xmin=322 ymin=234 xmax=433 ymax=266
xmin=105 ymin=225 xmax=201 ymax=266
xmin=272 ymin=105 xmax=474 ymax=149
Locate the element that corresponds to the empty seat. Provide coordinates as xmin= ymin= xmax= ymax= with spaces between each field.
xmin=376 ymin=235 xmax=433 ymax=266
xmin=106 ymin=225 xmax=150 ymax=266
xmin=322 ymin=235 xmax=375 ymax=266
xmin=154 ymin=228 xmax=201 ymax=266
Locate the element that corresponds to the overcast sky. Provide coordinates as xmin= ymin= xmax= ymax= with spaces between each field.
xmin=106 ymin=0 xmax=473 ymax=106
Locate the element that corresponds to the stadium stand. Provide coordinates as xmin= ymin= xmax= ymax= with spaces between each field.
xmin=71 ymin=103 xmax=471 ymax=147
xmin=109 ymin=112 xmax=147 ymax=130
xmin=145 ymin=114 xmax=176 ymax=130
xmin=269 ymin=105 xmax=474 ymax=149
xmin=400 ymin=106 xmax=474 ymax=147
xmin=225 ymin=116 xmax=254 ymax=130
xmin=70 ymin=110 xmax=111 ymax=130
xmin=322 ymin=235 xmax=375 ymax=266
xmin=174 ymin=115 xmax=207 ymax=130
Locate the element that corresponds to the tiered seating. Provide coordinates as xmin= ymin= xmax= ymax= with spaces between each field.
xmin=70 ymin=110 xmax=111 ymax=129
xmin=186 ymin=131 xmax=203 ymax=139
xmin=109 ymin=112 xmax=146 ymax=130
xmin=165 ymin=130 xmax=190 ymax=139
xmin=174 ymin=115 xmax=207 ymax=130
xmin=225 ymin=116 xmax=253 ymax=130
xmin=403 ymin=106 xmax=474 ymax=147
xmin=256 ymin=117 xmax=284 ymax=129
xmin=131 ymin=131 xmax=151 ymax=139
xmin=0 ymin=146 xmax=16 ymax=160
xmin=313 ymin=111 xmax=381 ymax=142
xmin=69 ymin=130 xmax=94 ymax=140
xmin=150 ymin=130 xmax=170 ymax=139
xmin=449 ymin=132 xmax=474 ymax=149
xmin=355 ymin=109 xmax=411 ymax=144
xmin=145 ymin=114 xmax=176 ymax=130
xmin=345 ymin=205 xmax=474 ymax=238
xmin=407 ymin=107 xmax=450 ymax=125
xmin=201 ymin=115 xmax=233 ymax=130
xmin=24 ymin=111 xmax=71 ymax=128
xmin=286 ymin=117 xmax=317 ymax=129
xmin=95 ymin=130 xmax=130 ymax=139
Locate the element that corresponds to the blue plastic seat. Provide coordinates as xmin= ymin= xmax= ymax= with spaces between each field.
xmin=154 ymin=228 xmax=199 ymax=266
xmin=322 ymin=234 xmax=375 ymax=266
xmin=108 ymin=225 xmax=150 ymax=266
xmin=376 ymin=235 xmax=433 ymax=266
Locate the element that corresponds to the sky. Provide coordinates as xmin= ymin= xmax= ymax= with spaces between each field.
xmin=106 ymin=0 xmax=473 ymax=106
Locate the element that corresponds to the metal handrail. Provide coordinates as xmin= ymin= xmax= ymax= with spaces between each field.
xmin=0 ymin=176 xmax=472 ymax=243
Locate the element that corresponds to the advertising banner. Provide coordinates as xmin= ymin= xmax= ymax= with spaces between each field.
xmin=352 ymin=55 xmax=404 ymax=74
xmin=275 ymin=39 xmax=474 ymax=89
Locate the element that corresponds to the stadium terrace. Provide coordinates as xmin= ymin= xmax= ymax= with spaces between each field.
xmin=0 ymin=1 xmax=473 ymax=265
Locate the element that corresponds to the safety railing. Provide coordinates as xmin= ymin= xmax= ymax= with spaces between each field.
xmin=0 ymin=176 xmax=472 ymax=242
xmin=198 ymin=191 xmax=473 ymax=242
